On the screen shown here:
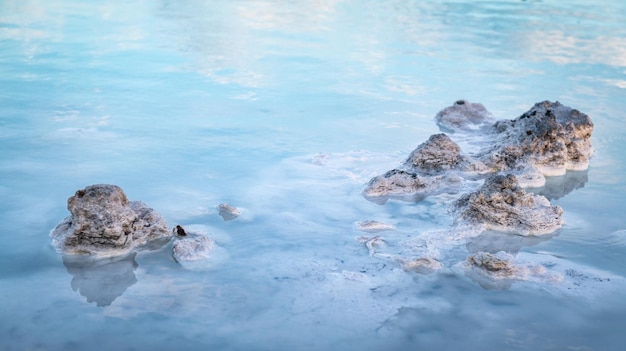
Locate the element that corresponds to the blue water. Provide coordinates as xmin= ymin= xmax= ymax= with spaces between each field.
xmin=2 ymin=1 xmax=626 ymax=350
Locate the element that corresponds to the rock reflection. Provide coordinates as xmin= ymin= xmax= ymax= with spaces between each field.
xmin=527 ymin=170 xmax=588 ymax=200
xmin=63 ymin=253 xmax=138 ymax=307
xmin=466 ymin=230 xmax=553 ymax=255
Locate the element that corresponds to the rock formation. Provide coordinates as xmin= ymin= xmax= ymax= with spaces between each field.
xmin=454 ymin=174 xmax=563 ymax=236
xmin=51 ymin=184 xmax=171 ymax=257
xmin=364 ymin=100 xmax=593 ymax=200
xmin=435 ymin=99 xmax=495 ymax=133
xmin=363 ymin=134 xmax=486 ymax=201
xmin=481 ymin=101 xmax=594 ymax=176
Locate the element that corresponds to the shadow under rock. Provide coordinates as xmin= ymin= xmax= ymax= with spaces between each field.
xmin=63 ymin=253 xmax=138 ymax=307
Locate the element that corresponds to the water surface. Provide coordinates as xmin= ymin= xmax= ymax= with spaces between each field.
xmin=2 ymin=1 xmax=626 ymax=350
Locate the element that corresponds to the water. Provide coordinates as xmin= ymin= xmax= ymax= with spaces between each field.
xmin=2 ymin=1 xmax=626 ymax=350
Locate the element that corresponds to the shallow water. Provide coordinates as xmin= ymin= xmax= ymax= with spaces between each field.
xmin=2 ymin=1 xmax=626 ymax=350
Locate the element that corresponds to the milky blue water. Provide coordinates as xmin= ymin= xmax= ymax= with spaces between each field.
xmin=2 ymin=1 xmax=626 ymax=350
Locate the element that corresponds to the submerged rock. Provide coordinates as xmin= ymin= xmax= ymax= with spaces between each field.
xmin=467 ymin=251 xmax=518 ymax=278
xmin=463 ymin=251 xmax=563 ymax=290
xmin=171 ymin=225 xmax=229 ymax=270
xmin=172 ymin=235 xmax=215 ymax=262
xmin=217 ymin=203 xmax=240 ymax=221
xmin=355 ymin=220 xmax=395 ymax=233
xmin=50 ymin=184 xmax=171 ymax=257
xmin=356 ymin=236 xmax=385 ymax=256
xmin=400 ymin=257 xmax=443 ymax=274
xmin=435 ymin=99 xmax=495 ymax=133
xmin=455 ymin=174 xmax=563 ymax=236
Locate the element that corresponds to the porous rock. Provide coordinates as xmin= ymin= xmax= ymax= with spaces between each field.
xmin=50 ymin=184 xmax=171 ymax=257
xmin=364 ymin=169 xmax=435 ymax=198
xmin=455 ymin=174 xmax=563 ymax=236
xmin=481 ymin=101 xmax=594 ymax=176
xmin=403 ymin=133 xmax=464 ymax=175
xmin=365 ymin=100 xmax=593 ymax=200
xmin=363 ymin=134 xmax=479 ymax=200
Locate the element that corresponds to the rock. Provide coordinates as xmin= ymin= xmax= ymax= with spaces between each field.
xmin=50 ymin=184 xmax=171 ymax=257
xmin=171 ymin=228 xmax=229 ymax=270
xmin=463 ymin=251 xmax=563 ymax=290
xmin=363 ymin=134 xmax=488 ymax=201
xmin=481 ymin=101 xmax=594 ymax=176
xmin=173 ymin=224 xmax=187 ymax=237
xmin=455 ymin=174 xmax=563 ymax=236
xmin=403 ymin=133 xmax=488 ymax=176
xmin=364 ymin=100 xmax=593 ymax=201
xmin=217 ymin=203 xmax=240 ymax=221
xmin=363 ymin=169 xmax=439 ymax=198
xmin=63 ymin=253 xmax=138 ymax=307
xmin=355 ymin=220 xmax=395 ymax=233
xmin=467 ymin=251 xmax=518 ymax=278
xmin=403 ymin=133 xmax=464 ymax=175
xmin=400 ymin=257 xmax=443 ymax=274
xmin=356 ymin=236 xmax=385 ymax=256
xmin=172 ymin=235 xmax=215 ymax=262
xmin=435 ymin=99 xmax=495 ymax=133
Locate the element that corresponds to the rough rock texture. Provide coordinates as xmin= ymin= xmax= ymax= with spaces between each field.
xmin=51 ymin=184 xmax=171 ymax=257
xmin=467 ymin=251 xmax=518 ymax=278
xmin=364 ymin=100 xmax=593 ymax=200
xmin=482 ymin=101 xmax=594 ymax=176
xmin=363 ymin=134 xmax=480 ymax=200
xmin=455 ymin=174 xmax=563 ymax=235
xmin=435 ymin=99 xmax=495 ymax=133
xmin=403 ymin=133 xmax=464 ymax=175
xmin=364 ymin=169 xmax=437 ymax=198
